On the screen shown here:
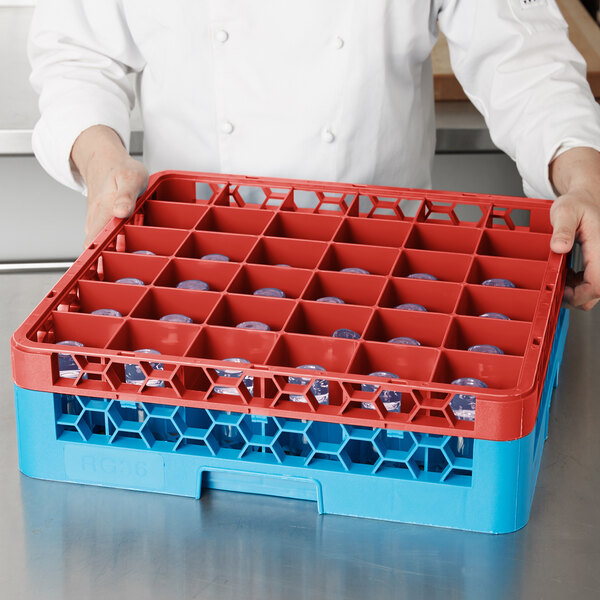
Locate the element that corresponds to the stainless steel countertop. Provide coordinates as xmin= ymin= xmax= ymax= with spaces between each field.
xmin=0 ymin=6 xmax=492 ymax=156
xmin=1 ymin=270 xmax=599 ymax=600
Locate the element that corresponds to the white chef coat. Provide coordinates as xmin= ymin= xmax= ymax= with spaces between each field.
xmin=29 ymin=0 xmax=600 ymax=200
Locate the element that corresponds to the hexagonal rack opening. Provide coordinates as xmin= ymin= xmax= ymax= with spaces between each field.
xmin=207 ymin=411 xmax=247 ymax=451
xmin=52 ymin=394 xmax=474 ymax=484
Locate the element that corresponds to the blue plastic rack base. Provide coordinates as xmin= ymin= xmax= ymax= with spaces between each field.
xmin=14 ymin=310 xmax=569 ymax=534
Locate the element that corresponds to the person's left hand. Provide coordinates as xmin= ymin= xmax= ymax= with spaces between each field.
xmin=549 ymin=147 xmax=600 ymax=311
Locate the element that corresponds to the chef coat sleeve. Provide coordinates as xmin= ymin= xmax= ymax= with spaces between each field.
xmin=28 ymin=0 xmax=145 ymax=193
xmin=437 ymin=0 xmax=600 ymax=199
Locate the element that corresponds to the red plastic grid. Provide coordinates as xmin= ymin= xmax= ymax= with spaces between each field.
xmin=11 ymin=171 xmax=566 ymax=441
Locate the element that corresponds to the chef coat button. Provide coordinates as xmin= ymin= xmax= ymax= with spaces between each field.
xmin=215 ymin=30 xmax=229 ymax=43
xmin=221 ymin=121 xmax=234 ymax=134
xmin=321 ymin=128 xmax=335 ymax=143
xmin=333 ymin=36 xmax=344 ymax=49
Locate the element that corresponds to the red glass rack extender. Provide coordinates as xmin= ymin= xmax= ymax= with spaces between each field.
xmin=11 ymin=171 xmax=567 ymax=442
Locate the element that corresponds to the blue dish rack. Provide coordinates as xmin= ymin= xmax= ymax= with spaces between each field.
xmin=14 ymin=310 xmax=568 ymax=534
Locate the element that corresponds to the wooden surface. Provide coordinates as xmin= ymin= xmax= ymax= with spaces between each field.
xmin=433 ymin=0 xmax=600 ymax=100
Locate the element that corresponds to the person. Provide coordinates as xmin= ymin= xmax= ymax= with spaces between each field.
xmin=28 ymin=0 xmax=600 ymax=310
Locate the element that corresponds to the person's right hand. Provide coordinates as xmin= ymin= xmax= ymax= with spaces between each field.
xmin=71 ymin=125 xmax=149 ymax=246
